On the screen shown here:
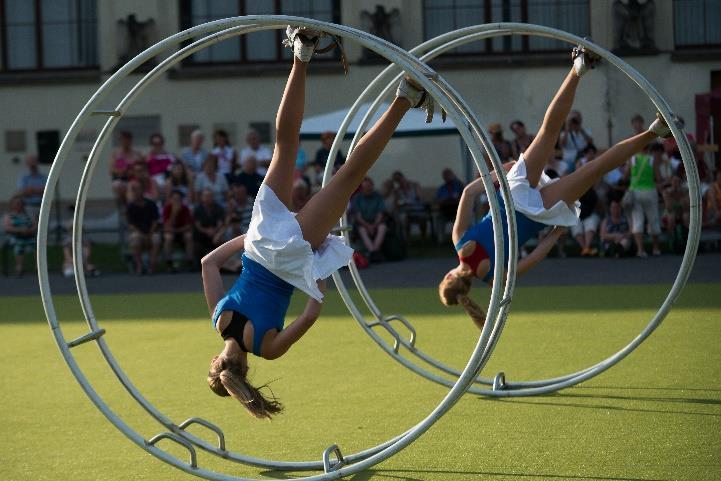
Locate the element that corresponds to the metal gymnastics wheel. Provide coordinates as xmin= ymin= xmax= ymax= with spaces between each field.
xmin=38 ymin=16 xmax=520 ymax=481
xmin=323 ymin=23 xmax=701 ymax=398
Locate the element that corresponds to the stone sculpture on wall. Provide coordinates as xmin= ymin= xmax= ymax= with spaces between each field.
xmin=116 ymin=14 xmax=157 ymax=66
xmin=613 ymin=0 xmax=656 ymax=52
xmin=360 ymin=5 xmax=401 ymax=61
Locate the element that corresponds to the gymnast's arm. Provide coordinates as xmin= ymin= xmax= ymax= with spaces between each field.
xmin=452 ymin=162 xmax=515 ymax=245
xmin=200 ymin=234 xmax=246 ymax=314
xmin=264 ymin=280 xmax=326 ymax=360
xmin=517 ymin=226 xmax=564 ymax=277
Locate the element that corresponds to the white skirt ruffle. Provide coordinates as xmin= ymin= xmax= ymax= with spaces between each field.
xmin=243 ymin=184 xmax=353 ymax=302
xmin=506 ymin=154 xmax=581 ymax=227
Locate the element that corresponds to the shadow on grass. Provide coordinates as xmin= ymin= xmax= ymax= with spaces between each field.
xmin=485 ymin=390 xmax=721 ymax=417
xmin=574 ymin=385 xmax=721 ymax=393
xmin=260 ymin=467 xmax=673 ymax=481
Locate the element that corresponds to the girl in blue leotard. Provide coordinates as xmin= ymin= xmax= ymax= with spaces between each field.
xmin=439 ymin=44 xmax=672 ymax=328
xmin=203 ymin=26 xmax=438 ymax=418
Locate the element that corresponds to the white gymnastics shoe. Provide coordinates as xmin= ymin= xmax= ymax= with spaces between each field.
xmin=572 ymin=40 xmax=600 ymax=77
xmin=283 ymin=26 xmax=321 ymax=63
xmin=396 ymin=77 xmax=446 ymax=123
xmin=648 ymin=112 xmax=673 ymax=139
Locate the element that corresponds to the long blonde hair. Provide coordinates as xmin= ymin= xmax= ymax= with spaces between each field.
xmin=438 ymin=273 xmax=486 ymax=329
xmin=207 ymin=356 xmax=283 ymax=419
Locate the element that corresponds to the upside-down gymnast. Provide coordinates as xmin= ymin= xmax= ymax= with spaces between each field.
xmin=439 ymin=44 xmax=672 ymax=328
xmin=203 ymin=27 xmax=433 ymax=418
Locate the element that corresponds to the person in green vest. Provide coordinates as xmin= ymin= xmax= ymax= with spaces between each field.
xmin=624 ymin=142 xmax=663 ymax=257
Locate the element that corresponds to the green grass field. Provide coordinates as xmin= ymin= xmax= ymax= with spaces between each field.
xmin=1 ymin=284 xmax=720 ymax=481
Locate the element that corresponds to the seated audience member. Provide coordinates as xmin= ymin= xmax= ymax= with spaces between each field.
xmin=2 ymin=195 xmax=37 ymax=277
xmin=314 ymin=131 xmax=346 ymax=170
xmin=146 ymin=133 xmax=175 ymax=188
xmin=705 ymin=170 xmax=721 ymax=228
xmin=194 ymin=154 xmax=229 ymax=208
xmin=571 ymin=184 xmax=600 ymax=256
xmin=164 ymin=161 xmax=193 ymax=204
xmin=352 ymin=177 xmax=388 ymax=261
xmin=16 ymin=154 xmax=47 ymax=219
xmin=212 ymin=129 xmax=238 ymax=178
xmin=662 ymin=174 xmax=690 ymax=252
xmin=383 ymin=170 xmax=427 ymax=238
xmin=600 ymin=200 xmax=632 ymax=258
xmin=180 ymin=129 xmax=208 ymax=176
xmin=228 ymin=156 xmax=263 ymax=198
xmin=436 ymin=168 xmax=464 ymax=224
xmin=126 ymin=181 xmax=161 ymax=275
xmin=162 ymin=190 xmax=194 ymax=272
xmin=62 ymin=205 xmax=98 ymax=278
xmin=240 ymin=129 xmax=272 ymax=176
xmin=488 ymin=123 xmax=512 ymax=162
xmin=130 ymin=161 xmax=160 ymax=203
xmin=559 ymin=110 xmax=594 ymax=172
xmin=193 ymin=188 xmax=225 ymax=258
xmin=510 ymin=120 xmax=535 ymax=159
xmin=291 ymin=178 xmax=311 ymax=212
xmin=109 ymin=131 xmax=142 ymax=206
xmin=226 ymin=183 xmax=254 ymax=234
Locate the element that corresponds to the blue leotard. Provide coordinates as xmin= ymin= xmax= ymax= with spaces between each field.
xmin=212 ymin=253 xmax=294 ymax=356
xmin=455 ymin=191 xmax=546 ymax=283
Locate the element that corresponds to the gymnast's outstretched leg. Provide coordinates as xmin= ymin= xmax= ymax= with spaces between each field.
xmin=522 ymin=46 xmax=598 ymax=187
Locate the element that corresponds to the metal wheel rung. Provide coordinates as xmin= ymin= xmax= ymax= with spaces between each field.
xmin=91 ymin=110 xmax=122 ymax=117
xmin=67 ymin=328 xmax=106 ymax=348
xmin=367 ymin=321 xmax=401 ymax=353
xmin=147 ymin=432 xmax=197 ymax=469
xmin=330 ymin=225 xmax=352 ymax=234
xmin=499 ymin=296 xmax=512 ymax=307
xmin=322 ymin=444 xmax=345 ymax=473
xmin=177 ymin=417 xmax=226 ymax=451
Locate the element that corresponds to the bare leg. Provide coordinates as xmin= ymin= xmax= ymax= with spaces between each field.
xmin=523 ymin=69 xmax=580 ymax=187
xmin=541 ymin=131 xmax=657 ymax=208
xmin=264 ymin=58 xmax=307 ymax=209
xmin=371 ymin=223 xmax=388 ymax=251
xmin=358 ymin=226 xmax=374 ymax=252
xmin=296 ymin=98 xmax=411 ymax=249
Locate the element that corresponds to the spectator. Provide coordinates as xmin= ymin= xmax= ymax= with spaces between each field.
xmin=226 ymin=183 xmax=254 ymax=234
xmin=146 ymin=133 xmax=175 ymax=189
xmin=630 ymin=114 xmax=646 ymax=136
xmin=62 ymin=205 xmax=98 ymax=278
xmin=193 ymin=188 xmax=225 ymax=258
xmin=239 ymin=129 xmax=272 ymax=176
xmin=162 ymin=190 xmax=194 ymax=272
xmin=383 ymin=170 xmax=427 ymax=238
xmin=228 ymin=155 xmax=263 ymax=198
xmin=352 ymin=177 xmax=388 ymax=261
xmin=180 ymin=129 xmax=208 ymax=176
xmin=571 ymin=184 xmax=600 ymax=256
xmin=194 ymin=154 xmax=229 ymax=207
xmin=314 ymin=131 xmax=346 ymax=171
xmin=600 ymin=200 xmax=633 ymax=258
xmin=164 ymin=161 xmax=193 ymax=204
xmin=2 ymin=195 xmax=37 ymax=277
xmin=559 ymin=110 xmax=594 ymax=173
xmin=16 ymin=154 xmax=47 ymax=218
xmin=509 ymin=120 xmax=535 ymax=159
xmin=130 ymin=161 xmax=160 ymax=203
xmin=488 ymin=123 xmax=512 ymax=162
xmin=625 ymin=144 xmax=662 ymax=257
xmin=126 ymin=181 xmax=161 ymax=275
xmin=212 ymin=129 xmax=238 ymax=178
xmin=654 ymin=143 xmax=675 ymax=189
xmin=291 ymin=177 xmax=311 ymax=212
xmin=109 ymin=131 xmax=142 ymax=206
xmin=436 ymin=168 xmax=464 ymax=225
xmin=705 ymin=170 xmax=721 ymax=228
xmin=661 ymin=174 xmax=690 ymax=253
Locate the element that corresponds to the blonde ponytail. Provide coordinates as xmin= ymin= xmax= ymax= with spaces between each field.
xmin=438 ymin=272 xmax=486 ymax=330
xmin=207 ymin=357 xmax=283 ymax=419
xmin=457 ymin=293 xmax=486 ymax=329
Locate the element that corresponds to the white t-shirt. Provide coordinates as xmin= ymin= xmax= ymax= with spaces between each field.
xmin=561 ymin=128 xmax=592 ymax=164
xmin=211 ymin=145 xmax=236 ymax=176
xmin=240 ymin=145 xmax=273 ymax=176
xmin=194 ymin=172 xmax=229 ymax=207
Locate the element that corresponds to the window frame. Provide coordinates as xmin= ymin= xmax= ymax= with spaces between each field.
xmin=422 ymin=0 xmax=591 ymax=56
xmin=673 ymin=0 xmax=721 ymax=50
xmin=178 ymin=0 xmax=342 ymax=67
xmin=0 ymin=0 xmax=99 ymax=72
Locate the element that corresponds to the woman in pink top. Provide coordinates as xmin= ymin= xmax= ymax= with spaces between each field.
xmin=109 ymin=130 xmax=143 ymax=205
xmin=146 ymin=133 xmax=176 ymax=188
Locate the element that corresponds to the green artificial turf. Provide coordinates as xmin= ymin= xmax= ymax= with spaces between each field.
xmin=1 ymin=284 xmax=720 ymax=481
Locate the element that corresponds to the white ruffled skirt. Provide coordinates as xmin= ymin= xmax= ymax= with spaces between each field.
xmin=243 ymin=184 xmax=353 ymax=302
xmin=506 ymin=154 xmax=581 ymax=227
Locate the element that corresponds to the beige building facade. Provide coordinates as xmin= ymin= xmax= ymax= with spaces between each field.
xmin=1 ymin=0 xmax=719 ymax=202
